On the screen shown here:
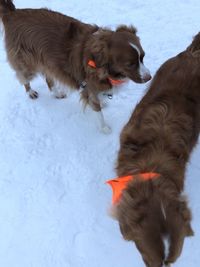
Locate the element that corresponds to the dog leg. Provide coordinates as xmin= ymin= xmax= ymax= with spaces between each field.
xmin=53 ymin=87 xmax=67 ymax=99
xmin=16 ymin=71 xmax=38 ymax=99
xmin=81 ymin=89 xmax=111 ymax=133
xmin=45 ymin=76 xmax=54 ymax=92
xmin=97 ymin=110 xmax=112 ymax=134
xmin=24 ymin=83 xmax=38 ymax=99
xmin=45 ymin=76 xmax=67 ymax=99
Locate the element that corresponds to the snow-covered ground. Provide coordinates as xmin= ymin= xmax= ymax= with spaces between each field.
xmin=0 ymin=1 xmax=200 ymax=266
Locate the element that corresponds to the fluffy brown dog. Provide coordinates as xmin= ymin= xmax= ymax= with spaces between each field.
xmin=108 ymin=34 xmax=200 ymax=266
xmin=0 ymin=0 xmax=151 ymax=133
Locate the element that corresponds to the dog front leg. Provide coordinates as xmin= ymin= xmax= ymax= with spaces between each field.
xmin=81 ymin=88 xmax=111 ymax=134
xmin=97 ymin=110 xmax=111 ymax=134
xmin=89 ymin=91 xmax=111 ymax=134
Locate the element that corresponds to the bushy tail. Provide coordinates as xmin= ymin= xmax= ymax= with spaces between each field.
xmin=0 ymin=0 xmax=15 ymax=18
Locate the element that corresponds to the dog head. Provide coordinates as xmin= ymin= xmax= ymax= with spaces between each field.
xmin=109 ymin=25 xmax=151 ymax=83
xmin=149 ymin=49 xmax=200 ymax=96
xmin=112 ymin=178 xmax=193 ymax=267
xmin=84 ymin=25 xmax=151 ymax=84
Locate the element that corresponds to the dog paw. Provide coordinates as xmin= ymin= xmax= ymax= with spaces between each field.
xmin=100 ymin=101 xmax=108 ymax=108
xmin=101 ymin=125 xmax=112 ymax=134
xmin=29 ymin=89 xmax=38 ymax=99
xmin=53 ymin=91 xmax=67 ymax=99
xmin=55 ymin=92 xmax=67 ymax=99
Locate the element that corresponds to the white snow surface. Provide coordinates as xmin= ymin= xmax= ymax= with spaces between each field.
xmin=0 ymin=1 xmax=200 ymax=267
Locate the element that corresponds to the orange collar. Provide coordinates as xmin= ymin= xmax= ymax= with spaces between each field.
xmin=106 ymin=172 xmax=160 ymax=204
xmin=88 ymin=60 xmax=126 ymax=86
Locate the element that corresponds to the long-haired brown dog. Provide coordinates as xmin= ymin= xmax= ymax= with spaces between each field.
xmin=107 ymin=33 xmax=200 ymax=266
xmin=0 ymin=0 xmax=151 ymax=133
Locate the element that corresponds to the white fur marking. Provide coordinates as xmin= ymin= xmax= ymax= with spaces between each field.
xmin=52 ymin=88 xmax=67 ymax=99
xmin=129 ymin=42 xmax=141 ymax=56
xmin=97 ymin=111 xmax=112 ymax=134
xmin=161 ymin=201 xmax=167 ymax=220
xmin=50 ymin=79 xmax=69 ymax=99
xmin=129 ymin=42 xmax=150 ymax=81
xmin=139 ymin=62 xmax=151 ymax=78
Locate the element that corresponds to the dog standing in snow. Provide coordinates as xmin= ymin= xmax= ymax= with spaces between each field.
xmin=107 ymin=33 xmax=200 ymax=266
xmin=0 ymin=0 xmax=151 ymax=133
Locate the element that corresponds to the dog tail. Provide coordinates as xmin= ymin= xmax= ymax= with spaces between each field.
xmin=0 ymin=0 xmax=15 ymax=18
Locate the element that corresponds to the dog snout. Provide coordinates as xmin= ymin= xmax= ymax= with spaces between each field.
xmin=139 ymin=63 xmax=151 ymax=83
xmin=142 ymin=72 xmax=152 ymax=82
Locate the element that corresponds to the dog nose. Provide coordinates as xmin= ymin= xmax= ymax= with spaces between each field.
xmin=143 ymin=73 xmax=152 ymax=82
xmin=139 ymin=63 xmax=151 ymax=82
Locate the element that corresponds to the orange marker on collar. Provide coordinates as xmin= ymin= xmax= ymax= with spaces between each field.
xmin=88 ymin=60 xmax=97 ymax=68
xmin=108 ymin=77 xmax=125 ymax=86
xmin=106 ymin=172 xmax=159 ymax=204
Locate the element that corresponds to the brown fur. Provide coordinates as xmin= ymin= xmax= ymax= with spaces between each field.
xmin=114 ymin=35 xmax=200 ymax=266
xmin=187 ymin=32 xmax=200 ymax=55
xmin=0 ymin=0 xmax=150 ymax=114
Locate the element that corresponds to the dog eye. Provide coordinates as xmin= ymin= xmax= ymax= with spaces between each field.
xmin=114 ymin=72 xmax=123 ymax=77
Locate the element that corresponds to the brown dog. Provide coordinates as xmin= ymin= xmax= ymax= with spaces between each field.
xmin=0 ymin=0 xmax=151 ymax=133
xmin=107 ymin=34 xmax=200 ymax=266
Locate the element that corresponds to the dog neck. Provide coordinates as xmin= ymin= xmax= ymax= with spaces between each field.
xmin=87 ymin=59 xmax=126 ymax=86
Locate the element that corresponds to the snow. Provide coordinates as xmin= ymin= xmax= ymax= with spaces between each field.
xmin=0 ymin=0 xmax=200 ymax=266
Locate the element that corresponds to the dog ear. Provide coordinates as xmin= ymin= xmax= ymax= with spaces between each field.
xmin=164 ymin=196 xmax=194 ymax=265
xmin=116 ymin=25 xmax=137 ymax=35
xmin=90 ymin=38 xmax=109 ymax=68
xmin=84 ymin=37 xmax=109 ymax=80
xmin=187 ymin=32 xmax=200 ymax=55
xmin=66 ymin=22 xmax=80 ymax=39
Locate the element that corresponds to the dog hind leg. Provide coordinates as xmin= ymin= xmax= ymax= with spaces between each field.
xmin=45 ymin=76 xmax=55 ymax=92
xmin=24 ymin=82 xmax=38 ymax=99
xmin=16 ymin=71 xmax=38 ymax=99
xmin=45 ymin=76 xmax=67 ymax=99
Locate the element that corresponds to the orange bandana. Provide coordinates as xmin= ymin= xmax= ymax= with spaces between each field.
xmin=88 ymin=60 xmax=126 ymax=86
xmin=106 ymin=172 xmax=159 ymax=204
